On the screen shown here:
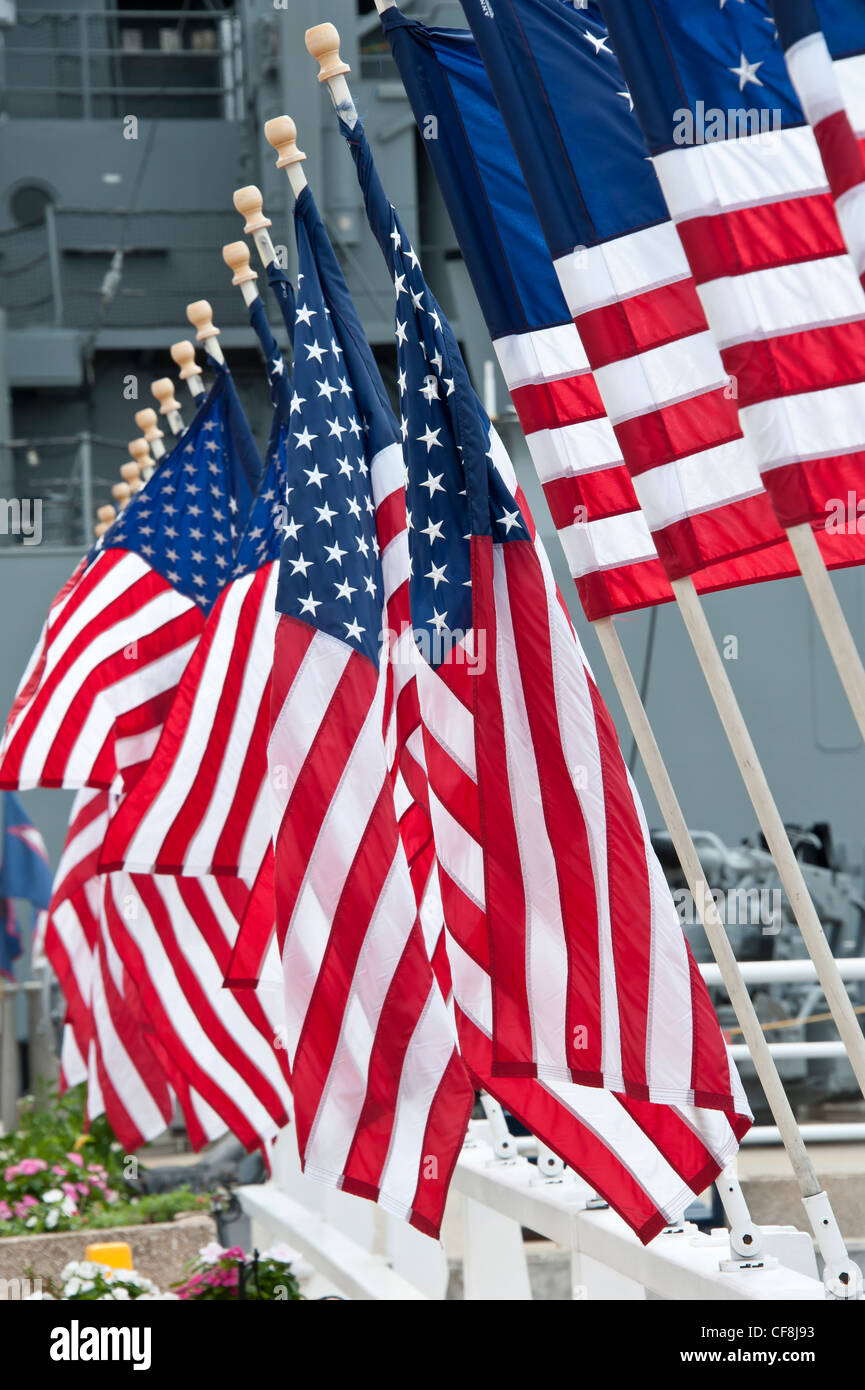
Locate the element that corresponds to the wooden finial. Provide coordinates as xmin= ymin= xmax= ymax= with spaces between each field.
xmin=96 ymin=504 xmax=116 ymax=524
xmin=128 ymin=439 xmax=151 ymax=466
xmin=222 ymin=241 xmax=258 ymax=287
xmin=305 ymin=23 xmax=351 ymax=83
xmin=128 ymin=478 xmax=145 ymax=494
xmin=151 ymin=377 xmax=179 ymax=411
xmin=134 ymin=407 xmax=163 ymax=443
xmin=264 ymin=116 xmax=307 ymax=170
xmin=94 ymin=522 xmax=109 ymax=538
xmin=167 ymin=346 xmax=200 ymax=386
xmin=186 ymin=299 xmax=220 ymax=345
xmin=112 ymin=481 xmax=131 ymax=507
xmin=233 ymin=185 xmax=271 ymax=235
xmin=120 ymin=460 xmax=141 ymax=483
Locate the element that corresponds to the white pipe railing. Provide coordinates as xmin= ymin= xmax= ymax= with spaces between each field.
xmin=700 ymin=958 xmax=865 ymax=985
xmin=238 ymin=1123 xmax=831 ymax=1301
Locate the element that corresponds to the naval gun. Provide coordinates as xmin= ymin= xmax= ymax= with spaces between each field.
xmin=651 ymin=822 xmax=865 ymax=1117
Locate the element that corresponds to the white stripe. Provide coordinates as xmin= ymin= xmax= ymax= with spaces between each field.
xmin=524 ymin=416 xmax=623 ymax=482
xmin=653 ymin=124 xmax=828 ymax=223
xmin=415 ymin=649 xmax=477 ymax=779
xmin=592 ymin=331 xmax=728 ymax=424
xmin=426 ymin=785 xmax=486 ymax=910
xmin=268 ymin=629 xmax=352 ymax=810
xmin=786 ymin=31 xmax=845 ymax=127
xmin=279 ymin=649 xmax=389 ymax=1063
xmin=740 ymin=379 xmax=865 ymax=473
xmin=493 ymin=322 xmax=590 ymax=388
xmin=303 ymin=854 xmax=416 ymax=1178
xmin=555 ymin=222 xmax=690 ymax=317
xmin=836 ymin=182 xmax=865 ymax=277
xmin=696 ymin=253 xmax=865 ymax=342
xmin=835 ymin=53 xmax=865 ymax=136
xmin=370 ymin=441 xmax=405 ymax=508
xmin=558 ymin=509 xmax=657 ymax=579
xmin=631 ymin=437 xmax=764 ymax=532
xmin=379 ymin=986 xmax=455 ymax=1215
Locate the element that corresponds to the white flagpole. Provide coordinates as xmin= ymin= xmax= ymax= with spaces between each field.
xmin=303 ymin=22 xmax=863 ymax=1293
xmin=785 ymin=522 xmax=865 ymax=741
xmin=186 ymin=300 xmax=224 ymax=367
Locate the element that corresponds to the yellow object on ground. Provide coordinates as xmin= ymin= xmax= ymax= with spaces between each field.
xmin=85 ymin=1242 xmax=133 ymax=1271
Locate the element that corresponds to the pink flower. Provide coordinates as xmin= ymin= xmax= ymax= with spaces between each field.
xmin=52 ymin=1165 xmax=67 ymax=1177
xmin=17 ymin=1158 xmax=47 ymax=1176
xmin=0 ymin=1201 xmax=12 ymax=1221
xmin=65 ymin=1152 xmax=84 ymax=1168
xmin=4 ymin=1165 xmax=20 ymax=1182
xmin=76 ymin=1183 xmax=90 ymax=1197
xmin=224 ymin=1246 xmax=245 ymax=1260
xmin=19 ymin=1195 xmax=38 ymax=1209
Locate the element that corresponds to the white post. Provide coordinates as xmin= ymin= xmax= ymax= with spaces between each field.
xmin=786 ymin=521 xmax=865 ymax=744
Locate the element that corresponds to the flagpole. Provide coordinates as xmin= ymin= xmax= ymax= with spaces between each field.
xmin=168 ymin=342 xmax=204 ymax=408
xmin=186 ymin=300 xmax=224 ymax=367
xmin=152 ymin=374 xmax=186 ymax=434
xmin=785 ymin=522 xmax=865 ymax=743
xmin=304 ymin=23 xmax=863 ymax=1292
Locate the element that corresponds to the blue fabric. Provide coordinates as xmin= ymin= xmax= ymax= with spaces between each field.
xmin=383 ymin=8 xmax=569 ymax=338
xmin=0 ymin=793 xmax=53 ymax=980
xmin=773 ymin=0 xmax=865 ymax=57
xmin=598 ymin=0 xmax=804 ymax=153
xmin=340 ymin=114 xmax=530 ymax=664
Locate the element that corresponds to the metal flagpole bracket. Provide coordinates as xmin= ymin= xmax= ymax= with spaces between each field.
xmin=532 ymin=1141 xmax=565 ymax=1184
xmin=801 ymin=1190 xmax=864 ymax=1300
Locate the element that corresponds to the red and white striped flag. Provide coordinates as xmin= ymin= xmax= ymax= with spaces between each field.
xmin=0 ymin=367 xmax=260 ymax=795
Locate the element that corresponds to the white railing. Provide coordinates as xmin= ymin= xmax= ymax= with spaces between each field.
xmin=237 ymin=1121 xmax=829 ymax=1301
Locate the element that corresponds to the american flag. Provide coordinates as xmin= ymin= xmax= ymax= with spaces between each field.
xmin=0 ymin=791 xmax=52 ymax=979
xmin=384 ymin=4 xmax=812 ymax=620
xmin=0 ymin=363 xmax=262 ymax=795
xmin=267 ymin=181 xmax=474 ymax=1237
xmin=342 ymin=111 xmax=752 ymax=1237
xmin=774 ymin=0 xmax=865 ymax=288
xmin=460 ymin=0 xmax=817 ymax=598
xmin=601 ymin=0 xmax=865 ymax=547
xmin=99 ymin=297 xmax=291 ymax=879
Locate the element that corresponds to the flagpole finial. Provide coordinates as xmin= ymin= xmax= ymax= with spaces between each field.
xmin=134 ymin=407 xmax=163 ymax=443
xmin=128 ymin=439 xmax=151 ymax=469
xmin=111 ymin=481 xmax=132 ymax=509
xmin=305 ymin=23 xmax=351 ymax=83
xmin=264 ymin=116 xmax=306 ymax=169
xmin=222 ymin=241 xmax=257 ymax=287
xmin=121 ymin=460 xmax=142 ymax=484
xmin=94 ymin=522 xmax=109 ymax=537
xmin=234 ymin=186 xmax=271 ymax=235
xmin=166 ymin=347 xmax=198 ymax=386
xmin=96 ymin=504 xmax=116 ymax=524
xmin=152 ymin=375 xmax=183 ymax=412
xmin=186 ymin=299 xmax=220 ymax=345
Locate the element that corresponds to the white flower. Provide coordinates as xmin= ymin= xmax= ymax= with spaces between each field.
xmin=197 ymin=1241 xmax=226 ymax=1265
xmin=64 ymin=1277 xmax=81 ymax=1297
xmin=111 ymin=1270 xmax=142 ymax=1286
xmin=112 ymin=1287 xmax=130 ymax=1300
xmin=25 ymin=1216 xmax=38 ymax=1229
xmin=60 ymin=1196 xmax=77 ymax=1218
xmin=45 ymin=1208 xmax=59 ymax=1230
xmin=41 ymin=1189 xmax=63 ymax=1204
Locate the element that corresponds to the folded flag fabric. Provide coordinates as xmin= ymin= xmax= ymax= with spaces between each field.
xmin=0 ymin=790 xmax=53 ymax=978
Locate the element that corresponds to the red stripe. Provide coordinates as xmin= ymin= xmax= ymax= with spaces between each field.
xmin=586 ymin=676 xmax=652 ymax=1094
xmin=469 ymin=536 xmax=531 ymax=1071
xmin=575 ymin=278 xmax=705 ymax=369
xmin=575 ymin=558 xmax=674 ymax=622
xmin=510 ymin=372 xmax=605 ymax=434
xmin=375 ymin=487 xmax=407 ymax=555
xmin=720 ymin=320 xmax=865 ymax=408
xmin=541 ymin=466 xmax=639 ymax=528
xmin=677 ymin=193 xmax=843 ymax=283
xmin=437 ymin=865 xmax=489 ymax=972
xmin=406 ymin=1048 xmax=475 ymax=1239
xmin=814 ymin=108 xmax=865 ymax=202
xmin=613 ymin=387 xmax=740 ymax=477
xmin=500 ymin=542 xmax=605 ymax=1078
xmin=652 ymin=494 xmax=787 ymax=582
